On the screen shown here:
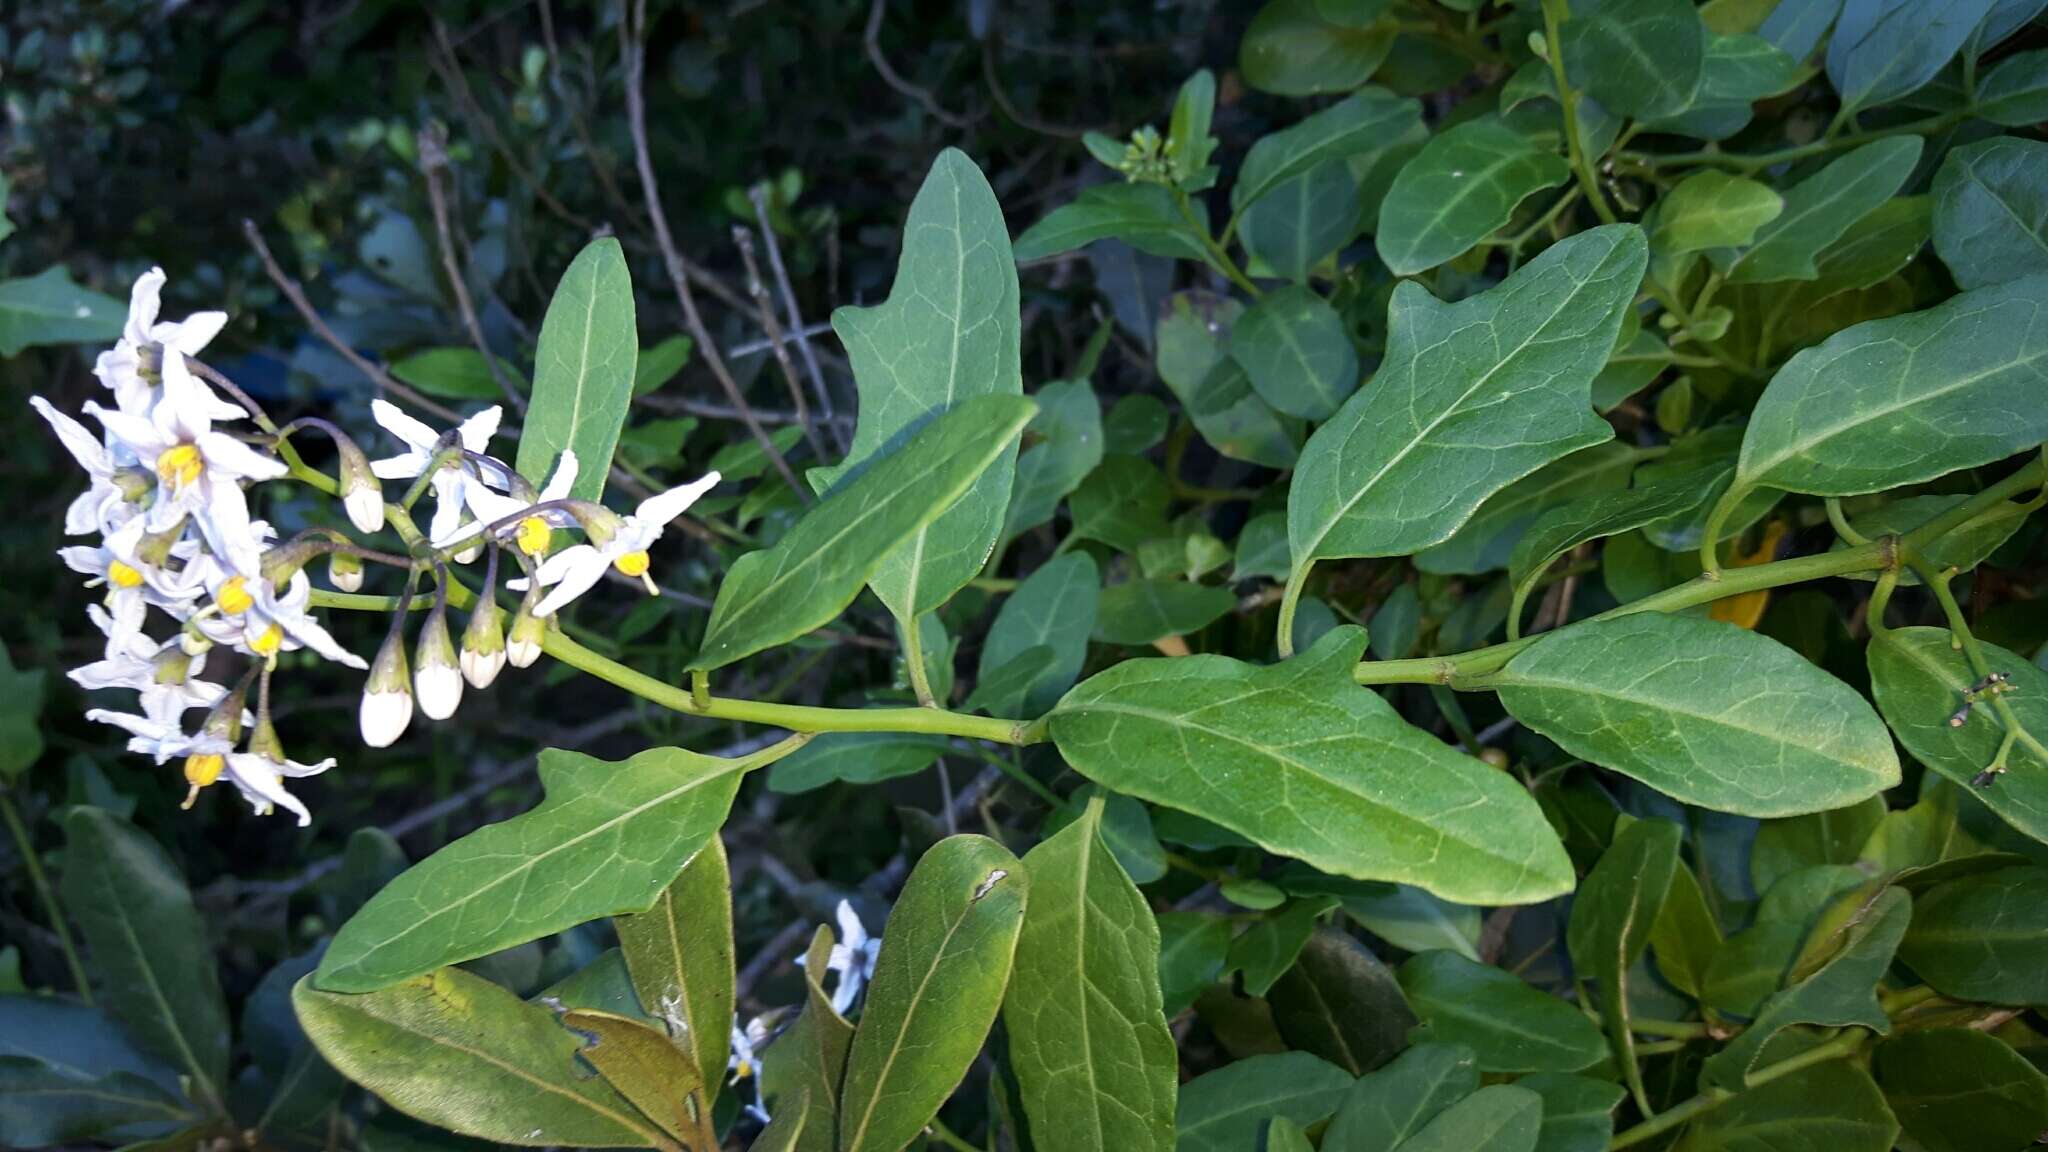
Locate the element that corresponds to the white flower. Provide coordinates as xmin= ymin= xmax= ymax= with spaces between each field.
xmin=211 ymin=750 xmax=334 ymax=826
xmin=359 ymin=628 xmax=413 ymax=748
xmin=87 ymin=351 xmax=286 ymax=574
xmin=69 ymin=605 xmax=226 ymax=725
xmin=413 ymin=603 xmax=462 ymax=720
xmin=727 ymin=1015 xmax=774 ymax=1126
xmin=826 ymin=900 xmax=881 ymax=1014
xmin=507 ymin=472 xmax=720 ymax=617
xmin=31 ymin=396 xmax=143 ymax=536
xmin=84 ymin=709 xmax=232 ymax=764
xmin=93 ymin=268 xmax=233 ymax=416
xmin=196 ymin=568 xmax=366 ymax=669
xmin=434 ymin=449 xmax=579 ymax=552
xmin=59 ymin=518 xmax=208 ymax=653
xmin=369 ymin=400 xmax=506 ymax=548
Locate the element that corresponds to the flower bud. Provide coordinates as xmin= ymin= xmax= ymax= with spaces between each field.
xmin=328 ymin=551 xmax=364 ymax=592
xmin=202 ymin=682 xmax=248 ymax=745
xmin=461 ymin=598 xmax=507 ymax=689
xmin=563 ymin=501 xmax=624 ymax=547
xmin=359 ymin=626 xmax=414 ymax=748
xmin=414 ymin=601 xmax=463 ymax=720
xmin=337 ymin=434 xmax=386 ymax=534
xmin=507 ymin=587 xmax=546 ymax=668
xmin=260 ymin=540 xmax=322 ymax=588
xmin=453 ymin=539 xmax=484 ymax=565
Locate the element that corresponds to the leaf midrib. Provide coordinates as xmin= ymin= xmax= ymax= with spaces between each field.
xmin=840 ymin=897 xmax=981 ymax=1151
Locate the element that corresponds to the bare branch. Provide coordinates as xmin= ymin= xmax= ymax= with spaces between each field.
xmin=733 ymin=224 xmax=826 ymax=459
xmin=418 ymin=124 xmax=527 ymax=414
xmin=749 ymin=185 xmax=844 ymax=452
xmin=864 ymin=0 xmax=973 ymax=129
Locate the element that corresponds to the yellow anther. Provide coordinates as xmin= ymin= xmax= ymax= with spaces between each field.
xmin=250 ymin=623 xmax=285 ymax=657
xmin=157 ymin=443 xmax=204 ymax=489
xmin=614 ymin=550 xmax=651 ymax=578
xmin=184 ymin=753 xmax=225 ymax=788
xmin=107 ymin=560 xmax=145 ymax=588
xmin=217 ymin=577 xmax=254 ymax=615
xmin=515 ymin=515 xmax=553 ymax=557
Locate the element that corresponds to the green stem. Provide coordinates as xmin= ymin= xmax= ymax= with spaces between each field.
xmin=1178 ymin=191 xmax=1262 ymax=298
xmin=1826 ymin=498 xmax=1869 ymax=546
xmin=1276 ymin=562 xmax=1312 ymax=659
xmin=924 ymin=1117 xmax=984 ymax=1152
xmin=1622 ymin=108 xmax=1970 ymax=171
xmin=1608 ymin=1031 xmax=1867 ymax=1149
xmin=902 ymin=612 xmax=938 ymax=708
xmin=0 ymin=791 xmax=93 ymax=1005
xmin=1540 ymin=0 xmax=1617 ymax=226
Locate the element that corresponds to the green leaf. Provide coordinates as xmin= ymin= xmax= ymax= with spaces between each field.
xmin=1241 ymin=163 xmax=1360 ymax=282
xmin=1233 ymin=88 xmax=1421 ymax=213
xmin=1507 ymin=467 xmax=1720 ymax=623
xmin=752 ymin=1090 xmax=810 ymax=1152
xmin=1232 ymin=286 xmax=1360 ymax=421
xmin=819 ymin=150 xmax=1024 ymax=626
xmin=0 ymin=643 xmax=46 ymax=781
xmin=1751 ymin=798 xmax=1887 ymax=894
xmin=631 ymin=334 xmax=693 ymax=396
xmin=293 ymin=969 xmax=663 ymax=1147
xmin=1674 ymin=1060 xmax=1898 ymax=1151
xmin=1339 ymin=885 xmax=1483 ymax=960
xmin=1496 ymin=613 xmax=1900 ymax=816
xmin=1523 ymin=1073 xmax=1626 ymax=1152
xmin=1874 ymin=1028 xmax=2048 ymax=1152
xmin=1229 ymin=897 xmax=1339 ymax=997
xmin=1568 ymin=818 xmax=1680 ymax=1098
xmin=1868 ymin=628 xmax=2048 ymax=844
xmin=1240 ymin=0 xmax=1395 ymax=96
xmin=1825 ymin=0 xmax=1997 ymax=114
xmin=977 ymin=553 xmax=1098 ymax=717
xmin=1375 ymin=119 xmax=1571 ymax=275
xmin=1932 ymin=137 xmax=2048 ymax=291
xmin=1269 ymin=927 xmax=1416 ymax=1075
xmin=518 ymin=238 xmax=636 ymax=501
xmin=1700 ymin=921 xmax=1806 ymax=1019
xmin=60 ymin=809 xmax=229 ymax=1113
xmin=838 ymin=836 xmax=1028 ymax=1152
xmin=0 ymin=1060 xmax=191 ymax=1148
xmin=1702 ymin=887 xmax=1909 ymax=1088
xmin=1002 ymin=799 xmax=1176 ymax=1152
xmin=391 ymin=347 xmax=528 ymax=401
xmin=1734 ymin=273 xmax=2048 ymax=497
xmin=0 ymin=265 xmax=127 ymax=356
xmin=318 ymin=743 xmax=772 ymax=991
xmin=1772 ymin=193 xmax=1935 ymax=311
xmin=1977 ymin=48 xmax=2048 ymax=124
xmin=1648 ymin=32 xmax=1803 ymax=139
xmin=1234 ymin=513 xmax=1292 ymax=582
xmin=1158 ymin=912 xmax=1234 ymax=1017
xmin=693 ymin=394 xmax=1034 ymax=671
xmin=1266 ymin=1116 xmax=1314 ymax=1152
xmin=1649 ymin=860 xmax=1723 ymax=999
xmin=613 ymin=838 xmax=732 ymax=1092
xmin=1713 ymin=137 xmax=1922 ymax=284
xmin=1653 ymin=171 xmax=1785 ymax=254
xmin=1292 ymin=225 xmax=1643 ymax=568
xmin=1419 ymin=442 xmax=1647 ymax=576
xmin=1004 ymin=378 xmax=1104 ymax=542
xmin=760 ymin=927 xmax=855 ymax=1152
xmin=1898 ymin=865 xmax=2048 ymax=1005
xmin=1157 ymin=292 xmax=1303 ymax=469
xmin=1560 ymin=0 xmax=1706 ymax=120
xmin=1090 ymin=579 xmax=1234 ymax=646
xmin=1049 ymin=627 xmax=1573 ymax=904
xmin=1068 ymin=455 xmax=1171 ymax=553
xmin=766 ymin=731 xmax=948 ymax=793
xmin=1394 ymin=1084 xmax=1544 ymax=1152
xmin=1169 ymin=71 xmax=1219 ymax=187
xmin=1014 ymin=184 xmax=1213 ymax=265
xmin=1398 ymin=950 xmax=1607 ymax=1074
xmin=1174 ymin=1051 xmax=1353 ymax=1152
xmin=1322 ymin=1041 xmax=1478 ymax=1152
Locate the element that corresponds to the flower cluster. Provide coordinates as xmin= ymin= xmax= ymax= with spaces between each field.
xmin=37 ymin=270 xmax=720 ymax=824
xmin=724 ymin=899 xmax=881 ymax=1126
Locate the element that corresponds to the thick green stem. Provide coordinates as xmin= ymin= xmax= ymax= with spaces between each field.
xmin=1624 ymin=108 xmax=1970 ymax=172
xmin=902 ymin=612 xmax=938 ymax=708
xmin=1540 ymin=0 xmax=1617 ymax=226
xmin=1608 ymin=1031 xmax=1867 ymax=1149
xmin=1276 ymin=561 xmax=1312 ymax=659
xmin=0 ymin=791 xmax=93 ymax=1005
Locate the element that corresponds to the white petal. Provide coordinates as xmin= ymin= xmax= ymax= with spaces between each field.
xmin=636 ymin=472 xmax=721 ymax=528
xmin=198 ymin=431 xmax=288 ymax=481
xmin=279 ymin=756 xmax=337 ymax=779
xmin=224 ymin=754 xmax=314 ymax=826
xmin=373 ymin=398 xmax=442 ymax=451
xmin=85 ymin=401 xmax=167 ymax=459
xmin=834 ymin=900 xmax=867 ymax=949
xmin=281 ymin=612 xmax=368 ymax=670
xmin=156 ymin=353 xmax=213 ymax=441
xmin=30 ymin=396 xmax=112 ymax=475
xmin=125 ymin=268 xmax=166 ymax=343
xmin=429 ymin=470 xmax=468 ymax=545
xmin=345 ymin=485 xmax=386 ymax=534
xmin=162 ymin=311 xmax=228 ymax=355
xmin=530 ymin=544 xmax=599 ymax=588
xmin=539 ymin=450 xmax=580 ymax=501
xmin=197 ymin=483 xmax=265 ymax=577
xmin=371 ymin=452 xmax=427 ymax=480
xmin=532 ymin=552 xmax=609 ymax=617
xmin=455 ymin=406 xmax=504 ymax=453
xmin=70 ymin=656 xmax=149 ymax=692
xmin=85 ymin=708 xmax=174 ymax=741
xmin=416 ymin=663 xmax=463 ymax=720
xmin=360 ymin=688 xmax=413 ymax=748
xmin=58 ymin=546 xmax=107 ymax=578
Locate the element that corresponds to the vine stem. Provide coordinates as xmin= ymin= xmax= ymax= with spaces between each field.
xmin=1539 ymin=0 xmax=1617 ymax=226
xmin=1276 ymin=561 xmax=1312 ymax=659
xmin=308 ymin=587 xmax=1040 ymax=746
xmin=1356 ymin=452 xmax=2047 ymax=687
xmin=1621 ymin=107 xmax=1971 ymax=171
xmin=902 ymin=612 xmax=939 ymax=708
xmin=0 ymin=790 xmax=93 ymax=1004
xmin=1608 ymin=1031 xmax=1868 ymax=1149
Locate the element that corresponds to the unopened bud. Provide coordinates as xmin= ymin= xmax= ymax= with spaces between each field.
xmin=136 ymin=521 xmax=182 ymax=567
xmin=507 ymin=587 xmax=546 ymax=669
xmin=248 ymin=714 xmax=287 ymax=762
xmin=202 ymin=683 xmax=248 ymax=745
xmin=260 ymin=541 xmax=322 ymax=588
xmin=359 ymin=626 xmax=414 ymax=748
xmin=329 ymin=551 xmax=364 ymax=592
xmin=461 ymin=599 xmax=507 ymax=689
xmin=336 ymin=434 xmax=386 ymax=533
xmin=414 ymin=601 xmax=463 ymax=720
